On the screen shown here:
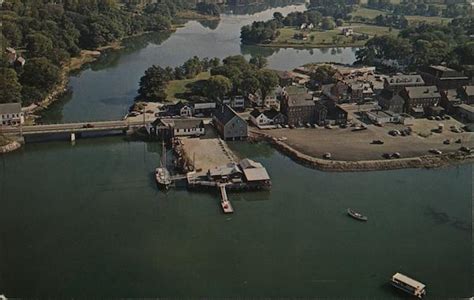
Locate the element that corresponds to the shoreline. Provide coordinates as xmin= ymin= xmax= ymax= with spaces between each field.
xmin=255 ymin=42 xmax=365 ymax=49
xmin=29 ymin=28 xmax=177 ymax=122
xmin=250 ymin=131 xmax=474 ymax=172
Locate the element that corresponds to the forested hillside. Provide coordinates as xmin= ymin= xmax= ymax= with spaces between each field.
xmin=0 ymin=0 xmax=192 ymax=105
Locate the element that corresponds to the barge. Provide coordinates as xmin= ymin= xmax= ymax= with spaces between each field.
xmin=390 ymin=273 xmax=426 ymax=298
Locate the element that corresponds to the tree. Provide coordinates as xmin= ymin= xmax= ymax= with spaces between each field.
xmin=204 ymin=75 xmax=232 ymax=100
xmin=137 ymin=65 xmax=168 ymax=102
xmin=257 ymin=70 xmax=278 ymax=100
xmin=26 ymin=33 xmax=53 ymax=58
xmin=249 ymin=55 xmax=268 ymax=69
xmin=20 ymin=58 xmax=60 ymax=91
xmin=0 ymin=68 xmax=22 ymax=104
xmin=311 ymin=65 xmax=337 ymax=84
xmin=240 ymin=75 xmax=260 ymax=96
xmin=321 ymin=17 xmax=336 ymax=30
xmin=2 ymin=22 xmax=22 ymax=48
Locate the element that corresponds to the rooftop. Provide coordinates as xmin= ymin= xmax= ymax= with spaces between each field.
xmin=404 ymin=86 xmax=440 ymax=99
xmin=213 ymin=104 xmax=241 ymax=125
xmin=458 ymin=104 xmax=474 ymax=113
xmin=392 ymin=273 xmax=425 ymax=290
xmin=462 ymin=85 xmax=474 ymax=96
xmin=0 ymin=103 xmax=21 ymax=114
xmin=386 ymin=75 xmax=424 ymax=86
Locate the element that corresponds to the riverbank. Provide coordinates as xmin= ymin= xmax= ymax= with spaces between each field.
xmin=176 ymin=10 xmax=220 ymax=21
xmin=250 ymin=130 xmax=474 ymax=172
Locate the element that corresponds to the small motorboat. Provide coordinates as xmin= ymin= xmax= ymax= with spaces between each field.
xmin=347 ymin=208 xmax=368 ymax=221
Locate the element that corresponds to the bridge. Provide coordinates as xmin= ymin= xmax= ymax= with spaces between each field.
xmin=1 ymin=120 xmax=149 ymax=140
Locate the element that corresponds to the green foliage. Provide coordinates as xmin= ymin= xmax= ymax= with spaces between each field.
xmin=20 ymin=57 xmax=60 ymax=105
xmin=310 ymin=65 xmax=337 ymax=84
xmin=356 ymin=18 xmax=472 ymax=70
xmin=204 ymin=75 xmax=232 ymax=100
xmin=0 ymin=67 xmax=22 ymax=103
xmin=196 ymin=2 xmax=220 ymax=16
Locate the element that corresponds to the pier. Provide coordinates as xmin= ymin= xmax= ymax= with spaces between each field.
xmin=219 ymin=184 xmax=234 ymax=214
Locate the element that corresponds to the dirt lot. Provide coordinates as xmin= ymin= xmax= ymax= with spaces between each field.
xmin=180 ymin=137 xmax=236 ymax=175
xmin=260 ymin=120 xmax=474 ymax=161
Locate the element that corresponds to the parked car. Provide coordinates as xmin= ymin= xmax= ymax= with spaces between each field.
xmin=428 ymin=116 xmax=434 ymax=120
xmin=83 ymin=123 xmax=94 ymax=128
xmin=382 ymin=153 xmax=392 ymax=159
xmin=372 ymin=140 xmax=384 ymax=145
xmin=391 ymin=152 xmax=401 ymax=159
xmin=460 ymin=146 xmax=471 ymax=153
xmin=389 ymin=130 xmax=399 ymax=136
xmin=443 ymin=139 xmax=451 ymax=145
xmin=455 ymin=138 xmax=462 ymax=144
xmin=429 ymin=149 xmax=442 ymax=155
xmin=323 ymin=152 xmax=332 ymax=159
xmin=340 ymin=123 xmax=348 ymax=128
xmin=325 ymin=124 xmax=333 ymax=129
xmin=444 ymin=115 xmax=451 ymax=120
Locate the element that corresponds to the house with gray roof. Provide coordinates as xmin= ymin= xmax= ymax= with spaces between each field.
xmin=420 ymin=65 xmax=469 ymax=90
xmin=0 ymin=103 xmax=24 ymax=126
xmin=458 ymin=85 xmax=474 ymax=104
xmin=400 ymin=86 xmax=441 ymax=117
xmin=213 ymin=105 xmax=248 ymax=140
xmin=378 ymin=89 xmax=405 ymax=114
xmin=384 ymin=75 xmax=425 ymax=93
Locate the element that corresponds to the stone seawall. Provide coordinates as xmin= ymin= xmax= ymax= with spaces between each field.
xmin=250 ymin=131 xmax=474 ymax=172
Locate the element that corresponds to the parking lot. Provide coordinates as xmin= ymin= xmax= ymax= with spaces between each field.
xmin=260 ymin=118 xmax=474 ymax=161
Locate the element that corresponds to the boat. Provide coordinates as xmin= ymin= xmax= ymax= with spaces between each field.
xmin=155 ymin=167 xmax=172 ymax=189
xmin=347 ymin=208 xmax=368 ymax=221
xmin=390 ymin=273 xmax=426 ymax=298
xmin=155 ymin=139 xmax=172 ymax=189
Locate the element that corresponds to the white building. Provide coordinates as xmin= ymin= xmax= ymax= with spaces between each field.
xmin=222 ymin=96 xmax=245 ymax=110
xmin=0 ymin=103 xmax=24 ymax=126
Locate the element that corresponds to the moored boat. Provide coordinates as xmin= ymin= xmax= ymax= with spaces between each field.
xmin=390 ymin=273 xmax=426 ymax=298
xmin=155 ymin=167 xmax=172 ymax=189
xmin=347 ymin=208 xmax=368 ymax=221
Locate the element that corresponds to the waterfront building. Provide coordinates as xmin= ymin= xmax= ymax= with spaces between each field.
xmin=248 ymin=89 xmax=279 ymax=108
xmin=192 ymin=102 xmax=217 ymax=116
xmin=148 ymin=118 xmax=205 ymax=138
xmin=400 ymin=86 xmax=441 ymax=117
xmin=161 ymin=101 xmax=193 ymax=118
xmin=365 ymin=110 xmax=400 ymax=124
xmin=0 ymin=103 xmax=24 ymax=126
xmin=457 ymin=104 xmax=474 ymax=122
xmin=420 ymin=65 xmax=469 ymax=90
xmin=212 ymin=104 xmax=248 ymax=140
xmin=280 ymin=87 xmax=315 ymax=126
xmin=440 ymin=89 xmax=462 ymax=114
xmin=348 ymin=82 xmax=374 ymax=102
xmin=378 ymin=89 xmax=405 ymax=114
xmin=384 ymin=75 xmax=425 ymax=93
xmin=221 ymin=95 xmax=245 ymax=110
xmin=458 ymin=85 xmax=474 ymax=104
xmin=249 ymin=108 xmax=286 ymax=127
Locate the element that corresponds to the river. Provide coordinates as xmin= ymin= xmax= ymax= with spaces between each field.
xmin=40 ymin=3 xmax=357 ymax=124
xmin=0 ymin=3 xmax=471 ymax=298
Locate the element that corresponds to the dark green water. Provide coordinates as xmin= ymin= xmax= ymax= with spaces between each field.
xmin=0 ymin=138 xmax=471 ymax=298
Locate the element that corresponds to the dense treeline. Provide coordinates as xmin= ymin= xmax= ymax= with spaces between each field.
xmin=0 ymin=0 xmax=191 ymax=105
xmin=356 ymin=17 xmax=474 ymax=69
xmin=137 ymin=55 xmax=279 ymax=103
xmin=366 ymin=0 xmax=470 ymax=18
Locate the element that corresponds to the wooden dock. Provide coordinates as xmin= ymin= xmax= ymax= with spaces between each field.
xmin=219 ymin=184 xmax=234 ymax=214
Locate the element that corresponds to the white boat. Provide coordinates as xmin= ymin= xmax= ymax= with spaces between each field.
xmin=156 ymin=139 xmax=171 ymax=189
xmin=391 ymin=273 xmax=426 ymax=298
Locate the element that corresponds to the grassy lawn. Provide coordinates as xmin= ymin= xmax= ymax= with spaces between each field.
xmin=165 ymin=71 xmax=210 ymax=102
xmin=350 ymin=7 xmax=387 ymax=19
xmin=351 ymin=7 xmax=452 ymax=25
xmin=272 ymin=25 xmax=398 ymax=48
